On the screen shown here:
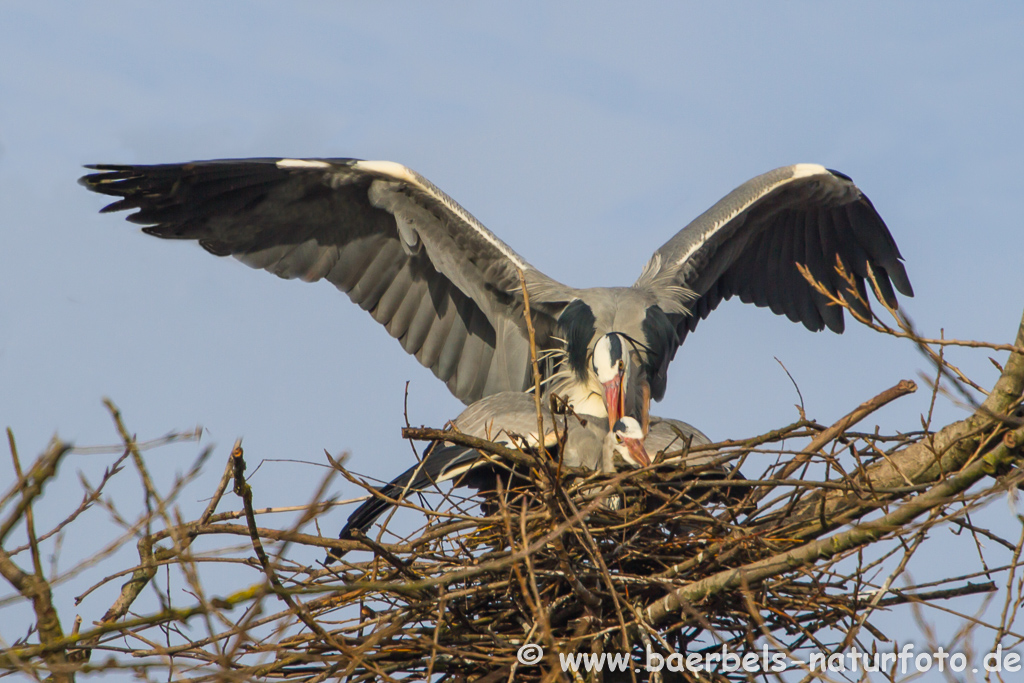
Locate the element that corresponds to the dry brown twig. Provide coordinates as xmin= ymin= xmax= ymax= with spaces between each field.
xmin=2 ymin=283 xmax=1023 ymax=680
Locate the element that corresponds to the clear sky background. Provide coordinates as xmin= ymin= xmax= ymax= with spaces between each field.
xmin=2 ymin=2 xmax=1023 ymax=678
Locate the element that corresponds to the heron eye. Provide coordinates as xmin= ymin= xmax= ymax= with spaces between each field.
xmin=615 ymin=434 xmax=623 ymax=443
xmin=617 ymin=360 xmax=624 ymax=371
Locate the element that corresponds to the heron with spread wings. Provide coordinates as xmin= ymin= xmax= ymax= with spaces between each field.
xmin=81 ymin=159 xmax=913 ymax=430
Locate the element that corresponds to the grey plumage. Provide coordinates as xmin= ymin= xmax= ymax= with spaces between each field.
xmin=646 ymin=416 xmax=712 ymax=458
xmin=439 ymin=391 xmax=605 ymax=463
xmin=329 ymin=391 xmax=630 ymax=561
xmin=637 ymin=165 xmax=914 ymax=345
xmin=329 ymin=392 xmax=730 ymax=561
xmin=80 ymin=159 xmax=913 ymax=424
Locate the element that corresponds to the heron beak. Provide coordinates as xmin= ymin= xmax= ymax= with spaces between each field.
xmin=625 ymin=437 xmax=651 ymax=467
xmin=602 ymin=368 xmax=625 ymax=430
xmin=640 ymin=379 xmax=651 ymax=437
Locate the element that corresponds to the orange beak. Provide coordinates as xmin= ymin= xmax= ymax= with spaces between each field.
xmin=640 ymin=379 xmax=651 ymax=437
xmin=602 ymin=367 xmax=625 ymax=430
xmin=624 ymin=437 xmax=651 ymax=467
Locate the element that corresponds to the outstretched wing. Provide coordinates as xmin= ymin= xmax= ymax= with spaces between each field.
xmin=81 ymin=158 xmax=576 ymax=403
xmin=636 ymin=164 xmax=913 ymax=345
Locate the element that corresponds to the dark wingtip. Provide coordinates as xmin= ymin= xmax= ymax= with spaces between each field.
xmin=79 ymin=165 xmax=136 ymax=196
xmin=100 ymin=199 xmax=135 ymax=213
xmin=826 ymin=168 xmax=852 ymax=182
xmin=823 ymin=310 xmax=846 ymax=334
xmin=78 ymin=170 xmax=108 ymax=189
xmin=324 ymin=545 xmax=346 ymax=564
xmin=325 ymin=523 xmax=363 ymax=563
xmin=889 ymin=263 xmax=915 ymax=298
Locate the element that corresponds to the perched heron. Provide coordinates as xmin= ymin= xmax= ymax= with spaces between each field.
xmin=334 ymin=397 xmax=645 ymax=551
xmin=330 ymin=391 xmax=726 ymax=561
xmin=80 ymin=159 xmax=913 ymax=429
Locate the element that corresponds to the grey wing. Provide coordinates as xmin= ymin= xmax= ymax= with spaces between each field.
xmin=648 ymin=417 xmax=744 ymax=503
xmin=635 ymin=165 xmax=913 ymax=345
xmin=80 ymin=158 xmax=577 ymax=404
xmin=646 ymin=416 xmax=715 ymax=465
xmin=451 ymin=392 xmax=563 ymax=444
xmin=452 ymin=392 xmax=606 ymax=469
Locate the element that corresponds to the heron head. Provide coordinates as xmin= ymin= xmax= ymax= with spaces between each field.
xmin=607 ymin=417 xmax=650 ymax=468
xmin=592 ymin=333 xmax=628 ymax=429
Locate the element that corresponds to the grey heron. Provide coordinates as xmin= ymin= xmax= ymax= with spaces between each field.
xmin=80 ymin=159 xmax=913 ymax=429
xmin=330 ymin=391 xmax=705 ymax=561
xmin=333 ymin=393 xmax=630 ymax=557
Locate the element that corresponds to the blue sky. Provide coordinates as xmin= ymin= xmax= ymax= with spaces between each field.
xmin=2 ymin=2 xmax=1023 ymax=676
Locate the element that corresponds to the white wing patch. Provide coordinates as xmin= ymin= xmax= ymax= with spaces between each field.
xmin=354 ymin=160 xmax=418 ymax=184
xmin=275 ymin=159 xmax=332 ymax=169
xmin=790 ymin=163 xmax=828 ymax=179
xmin=355 ymin=160 xmax=529 ymax=271
xmin=671 ymin=163 xmax=830 ymax=270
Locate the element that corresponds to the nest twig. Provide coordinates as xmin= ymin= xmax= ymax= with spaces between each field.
xmin=2 ymin=303 xmax=1023 ymax=682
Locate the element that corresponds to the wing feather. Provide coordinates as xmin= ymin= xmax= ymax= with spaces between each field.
xmin=400 ymin=285 xmax=446 ymax=355
xmin=417 ymin=291 xmax=459 ymax=371
xmin=436 ymin=311 xmax=470 ymax=385
xmin=80 ymin=158 xmax=576 ymax=404
xmin=762 ymin=216 xmax=787 ymax=317
xmin=785 ymin=211 xmax=817 ymax=327
xmin=636 ymin=165 xmax=912 ymax=344
xmin=799 ymin=210 xmax=836 ymax=331
xmin=374 ymin=260 xmax=417 ymax=328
